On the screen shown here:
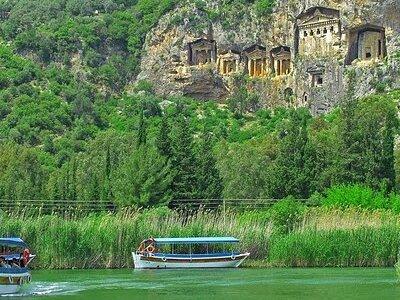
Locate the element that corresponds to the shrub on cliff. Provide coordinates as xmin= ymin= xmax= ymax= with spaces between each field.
xmin=255 ymin=0 xmax=275 ymax=15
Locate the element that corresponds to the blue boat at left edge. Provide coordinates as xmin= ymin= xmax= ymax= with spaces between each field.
xmin=0 ymin=238 xmax=35 ymax=295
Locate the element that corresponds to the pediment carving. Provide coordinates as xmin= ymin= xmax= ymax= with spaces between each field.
xmin=300 ymin=14 xmax=336 ymax=26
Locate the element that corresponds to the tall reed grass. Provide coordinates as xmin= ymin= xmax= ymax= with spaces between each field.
xmin=0 ymin=208 xmax=272 ymax=269
xmin=267 ymin=207 xmax=400 ymax=267
xmin=268 ymin=226 xmax=400 ymax=267
xmin=2 ymin=206 xmax=400 ymax=269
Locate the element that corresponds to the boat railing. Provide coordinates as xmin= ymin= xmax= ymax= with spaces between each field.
xmin=151 ymin=252 xmax=241 ymax=258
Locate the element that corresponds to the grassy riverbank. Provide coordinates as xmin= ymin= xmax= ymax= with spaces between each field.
xmin=269 ymin=226 xmax=400 ymax=267
xmin=268 ymin=208 xmax=400 ymax=267
xmin=0 ymin=208 xmax=272 ymax=269
xmin=1 ymin=206 xmax=400 ymax=269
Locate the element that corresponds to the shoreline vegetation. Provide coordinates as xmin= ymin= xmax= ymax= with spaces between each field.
xmin=2 ymin=190 xmax=400 ymax=270
xmin=1 ymin=0 xmax=400 ymax=273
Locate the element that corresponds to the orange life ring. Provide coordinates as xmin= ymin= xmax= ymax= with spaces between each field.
xmin=22 ymin=248 xmax=30 ymax=266
xmin=146 ymin=245 xmax=155 ymax=253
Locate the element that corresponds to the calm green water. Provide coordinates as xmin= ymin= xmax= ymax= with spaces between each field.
xmin=3 ymin=268 xmax=400 ymax=299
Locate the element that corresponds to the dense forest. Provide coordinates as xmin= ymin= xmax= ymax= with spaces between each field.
xmin=0 ymin=0 xmax=399 ymax=208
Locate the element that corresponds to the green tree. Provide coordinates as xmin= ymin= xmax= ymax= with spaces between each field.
xmin=112 ymin=145 xmax=172 ymax=207
xmin=272 ymin=108 xmax=312 ymax=198
xmin=216 ymin=137 xmax=278 ymax=199
xmin=0 ymin=143 xmax=48 ymax=200
xmin=75 ymin=130 xmax=134 ymax=203
xmin=337 ymin=95 xmax=398 ymax=192
xmin=136 ymin=104 xmax=147 ymax=148
xmin=47 ymin=156 xmax=78 ymax=201
xmin=170 ymin=110 xmax=198 ymax=200
xmin=195 ymin=132 xmax=223 ymax=200
xmin=303 ymin=116 xmax=339 ymax=193
xmin=156 ymin=113 xmax=172 ymax=157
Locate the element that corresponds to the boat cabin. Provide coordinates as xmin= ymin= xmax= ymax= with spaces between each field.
xmin=0 ymin=238 xmax=34 ymax=292
xmin=137 ymin=237 xmax=239 ymax=256
xmin=133 ymin=236 xmax=249 ymax=269
xmin=0 ymin=238 xmax=33 ymax=269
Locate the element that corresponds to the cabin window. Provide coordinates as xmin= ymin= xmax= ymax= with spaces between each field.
xmin=323 ymin=27 xmax=327 ymax=34
xmin=304 ymin=31 xmax=308 ymax=37
xmin=330 ymin=26 xmax=334 ymax=32
xmin=316 ymin=28 xmax=321 ymax=35
xmin=310 ymin=30 xmax=314 ymax=36
xmin=317 ymin=77 xmax=323 ymax=85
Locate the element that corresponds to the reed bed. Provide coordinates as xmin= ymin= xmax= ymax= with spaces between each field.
xmin=0 ymin=208 xmax=273 ymax=269
xmin=268 ymin=226 xmax=400 ymax=267
xmin=266 ymin=207 xmax=400 ymax=267
xmin=300 ymin=207 xmax=400 ymax=231
xmin=1 ymin=207 xmax=400 ymax=269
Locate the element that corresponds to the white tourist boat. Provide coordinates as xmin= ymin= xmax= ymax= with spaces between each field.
xmin=0 ymin=238 xmax=35 ymax=295
xmin=132 ymin=237 xmax=250 ymax=269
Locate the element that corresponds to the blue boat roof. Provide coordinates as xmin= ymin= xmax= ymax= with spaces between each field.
xmin=153 ymin=237 xmax=239 ymax=245
xmin=0 ymin=238 xmax=28 ymax=248
xmin=0 ymin=267 xmax=29 ymax=274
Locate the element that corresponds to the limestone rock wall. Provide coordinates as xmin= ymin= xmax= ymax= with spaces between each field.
xmin=137 ymin=0 xmax=400 ymax=113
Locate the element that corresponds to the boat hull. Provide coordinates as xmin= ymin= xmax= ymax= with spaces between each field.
xmin=132 ymin=252 xmax=250 ymax=269
xmin=0 ymin=284 xmax=22 ymax=295
xmin=0 ymin=271 xmax=31 ymax=295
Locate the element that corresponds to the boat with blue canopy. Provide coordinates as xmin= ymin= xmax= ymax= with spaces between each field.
xmin=132 ymin=236 xmax=250 ymax=269
xmin=0 ymin=238 xmax=35 ymax=295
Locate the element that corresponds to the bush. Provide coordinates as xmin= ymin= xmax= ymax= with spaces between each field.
xmin=322 ymin=184 xmax=389 ymax=210
xmin=389 ymin=193 xmax=400 ymax=213
xmin=133 ymin=80 xmax=155 ymax=94
xmin=270 ymin=196 xmax=305 ymax=234
xmin=254 ymin=0 xmax=275 ymax=15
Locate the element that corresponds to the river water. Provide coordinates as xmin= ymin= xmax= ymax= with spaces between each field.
xmin=2 ymin=268 xmax=399 ymax=299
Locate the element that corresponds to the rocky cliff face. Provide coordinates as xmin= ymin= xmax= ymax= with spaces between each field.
xmin=137 ymin=0 xmax=400 ymax=114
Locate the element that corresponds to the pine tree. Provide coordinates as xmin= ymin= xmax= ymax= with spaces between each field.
xmin=337 ymin=98 xmax=363 ymax=184
xmin=272 ymin=109 xmax=312 ymax=198
xmin=170 ymin=112 xmax=198 ymax=200
xmin=196 ymin=132 xmax=223 ymax=201
xmin=136 ymin=104 xmax=147 ymax=148
xmin=156 ymin=114 xmax=172 ymax=158
xmin=336 ymin=96 xmax=398 ymax=192
xmin=112 ymin=145 xmax=172 ymax=207
xmin=381 ymin=111 xmax=397 ymax=191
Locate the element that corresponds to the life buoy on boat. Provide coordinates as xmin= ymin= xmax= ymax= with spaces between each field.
xmin=231 ymin=255 xmax=236 ymax=260
xmin=162 ymin=256 xmax=167 ymax=262
xmin=146 ymin=245 xmax=155 ymax=253
xmin=22 ymin=248 xmax=30 ymax=265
